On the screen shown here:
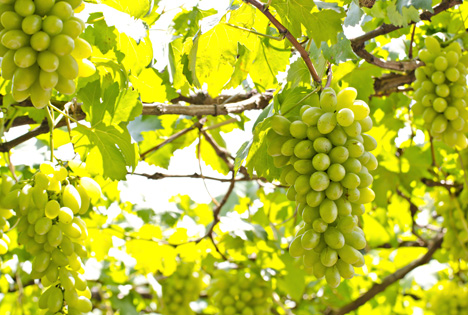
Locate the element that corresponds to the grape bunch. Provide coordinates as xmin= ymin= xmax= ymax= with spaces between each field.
xmin=266 ymin=87 xmax=377 ymax=287
xmin=160 ymin=263 xmax=202 ymax=315
xmin=413 ymin=36 xmax=468 ymax=149
xmin=427 ymin=280 xmax=468 ymax=315
xmin=11 ymin=162 xmax=101 ymax=314
xmin=434 ymin=190 xmax=468 ymax=260
xmin=0 ymin=0 xmax=95 ymax=109
xmin=0 ymin=174 xmax=16 ymax=257
xmin=208 ymin=269 xmax=272 ymax=315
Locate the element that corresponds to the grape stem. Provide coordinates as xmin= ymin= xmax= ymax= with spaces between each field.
xmin=243 ymin=0 xmax=322 ymax=85
xmin=224 ymin=23 xmax=283 ymax=41
xmin=45 ymin=105 xmax=55 ymax=163
xmin=325 ymin=62 xmax=332 ymax=88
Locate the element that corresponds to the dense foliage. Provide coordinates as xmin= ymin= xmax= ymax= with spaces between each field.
xmin=0 ymin=0 xmax=468 ymax=314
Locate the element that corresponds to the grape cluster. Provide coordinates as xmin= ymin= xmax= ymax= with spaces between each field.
xmin=266 ymin=87 xmax=377 ymax=287
xmin=0 ymin=174 xmax=16 ymax=257
xmin=427 ymin=280 xmax=468 ymax=315
xmin=208 ymin=269 xmax=272 ymax=315
xmin=434 ymin=190 xmax=468 ymax=260
xmin=12 ymin=162 xmax=101 ymax=314
xmin=413 ymin=36 xmax=468 ymax=149
xmin=160 ymin=263 xmax=202 ymax=315
xmin=0 ymin=0 xmax=95 ymax=109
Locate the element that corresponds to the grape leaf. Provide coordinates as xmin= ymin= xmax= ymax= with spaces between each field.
xmin=396 ymin=0 xmax=432 ymax=13
xmin=78 ymin=80 xmax=142 ymax=127
xmin=304 ymin=9 xmax=345 ymax=46
xmin=321 ymin=32 xmax=357 ymax=64
xmin=72 ymin=124 xmax=139 ymax=180
xmin=100 ymin=0 xmax=153 ymax=19
xmin=271 ymin=0 xmax=316 ymax=39
xmin=82 ymin=15 xmax=118 ymax=55
xmin=344 ymin=1 xmax=364 ymax=27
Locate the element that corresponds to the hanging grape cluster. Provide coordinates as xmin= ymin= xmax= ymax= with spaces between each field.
xmin=427 ymin=280 xmax=468 ymax=315
xmin=208 ymin=269 xmax=272 ymax=315
xmin=266 ymin=87 xmax=377 ymax=287
xmin=12 ymin=162 xmax=101 ymax=314
xmin=434 ymin=189 xmax=468 ymax=260
xmin=160 ymin=263 xmax=202 ymax=315
xmin=413 ymin=36 xmax=468 ymax=149
xmin=0 ymin=174 xmax=16 ymax=257
xmin=0 ymin=0 xmax=95 ymax=109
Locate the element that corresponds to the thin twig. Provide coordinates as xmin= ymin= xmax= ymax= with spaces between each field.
xmin=408 ymin=24 xmax=416 ymax=59
xmin=244 ymin=0 xmax=321 ymax=84
xmin=140 ymin=118 xmax=206 ymax=159
xmin=225 ymin=23 xmax=282 ymax=40
xmin=325 ymin=62 xmax=332 ymax=88
xmin=132 ymin=172 xmax=256 ymax=182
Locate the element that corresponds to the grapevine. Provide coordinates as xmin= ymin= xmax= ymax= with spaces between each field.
xmin=0 ymin=0 xmax=95 ymax=109
xmin=267 ymin=87 xmax=377 ymax=287
xmin=160 ymin=263 xmax=202 ymax=315
xmin=12 ymin=162 xmax=101 ymax=314
xmin=208 ymin=269 xmax=273 ymax=315
xmin=413 ymin=36 xmax=468 ymax=149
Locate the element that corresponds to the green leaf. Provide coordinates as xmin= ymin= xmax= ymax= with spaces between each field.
xmin=82 ymin=15 xmax=118 ymax=55
xmin=78 ymin=80 xmax=142 ymax=126
xmin=131 ymin=67 xmax=178 ymax=103
xmin=344 ymin=1 xmax=364 ymax=27
xmin=117 ymin=32 xmax=153 ymax=76
xmin=304 ymin=9 xmax=345 ymax=46
xmin=271 ymin=0 xmax=315 ymax=39
xmin=286 ymin=59 xmax=312 ymax=88
xmin=250 ymin=39 xmax=290 ymax=91
xmin=190 ymin=21 xmax=239 ymax=96
xmin=321 ymin=32 xmax=357 ymax=64
xmin=396 ymin=0 xmax=433 ymax=13
xmin=72 ymin=124 xmax=139 ymax=180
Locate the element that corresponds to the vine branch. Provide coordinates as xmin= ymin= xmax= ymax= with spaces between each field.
xmin=243 ymin=0 xmax=321 ymax=84
xmin=350 ymin=0 xmax=462 ymax=71
xmin=325 ymin=233 xmax=444 ymax=315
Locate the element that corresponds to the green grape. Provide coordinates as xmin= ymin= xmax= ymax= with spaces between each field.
xmin=338 ymin=244 xmax=362 ymax=265
xmin=325 ymin=266 xmax=341 ymax=288
xmin=55 ymin=74 xmax=76 ymax=94
xmin=425 ymin=36 xmax=441 ymax=54
xmin=50 ymin=1 xmax=74 ymax=20
xmin=294 ymin=140 xmax=315 ymax=159
xmin=281 ymin=138 xmax=300 ymax=156
xmin=303 ymin=249 xmax=320 ymax=267
xmin=325 ymin=182 xmax=343 ymax=200
xmin=1 ymin=11 xmax=22 ymax=30
xmin=357 ymin=187 xmax=375 ymax=204
xmin=301 ymin=229 xmax=321 ymax=250
xmin=30 ymin=81 xmax=51 ymax=108
xmin=434 ymin=56 xmax=448 ymax=71
xmin=306 ymin=190 xmax=325 ymax=207
xmin=21 ymin=15 xmax=42 ymax=35
xmin=312 ymin=218 xmax=328 ymax=233
xmin=350 ymin=100 xmax=370 ymax=120
xmin=329 ymin=146 xmax=349 ymax=164
xmin=336 ymin=260 xmax=354 ymax=279
xmin=320 ymin=247 xmax=338 ymax=267
xmin=39 ymin=70 xmax=59 ymax=90
xmin=57 ymin=54 xmax=79 ymax=80
xmin=30 ymin=31 xmax=50 ymax=51
xmin=47 ymin=287 xmax=64 ymax=313
xmin=310 ymin=171 xmax=330 ymax=192
xmin=32 ymin=251 xmax=51 ymax=273
xmin=319 ymin=199 xmax=337 ymax=224
xmin=336 ymin=87 xmax=357 ymax=110
xmin=327 ymin=127 xmax=348 ymax=146
xmin=289 ymin=236 xmax=305 ymax=257
xmin=312 ymin=261 xmax=326 ymax=278
xmin=2 ymin=29 xmax=29 ymax=49
xmin=43 ymin=15 xmax=63 ymax=35
xmin=307 ymin=125 xmax=321 ymax=140
xmin=320 ymin=87 xmax=337 ymax=112
xmin=302 ymin=107 xmax=323 ymax=126
xmin=12 ymin=65 xmax=39 ymax=91
xmin=294 ymin=159 xmax=314 ymax=174
xmin=295 ymin=174 xmax=311 ymax=195
xmin=35 ymin=217 xmax=52 ymax=235
xmin=343 ymin=121 xmax=362 ymax=138
xmin=327 ymin=164 xmax=346 ymax=182
xmin=336 ymin=108 xmax=354 ymax=127
xmin=312 ymin=153 xmax=330 ymax=171
xmin=324 ymin=227 xmax=345 ymax=249
xmin=62 ymin=19 xmax=83 ymax=38
xmin=445 ymin=67 xmax=460 ymax=82
xmin=435 ymin=84 xmax=450 ymax=97
xmin=49 ymin=34 xmax=75 ymax=56
xmin=290 ymin=120 xmax=308 ymax=139
xmin=346 ymin=139 xmax=364 ymax=158
xmin=317 ymin=112 xmax=337 ymax=134
xmin=313 ymin=137 xmax=332 ymax=153
xmin=271 ymin=115 xmax=291 ymax=136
